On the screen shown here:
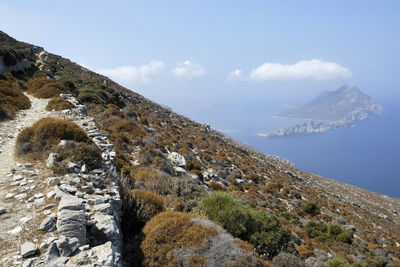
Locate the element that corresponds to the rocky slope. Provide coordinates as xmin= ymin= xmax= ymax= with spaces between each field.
xmin=1 ymin=31 xmax=399 ymax=266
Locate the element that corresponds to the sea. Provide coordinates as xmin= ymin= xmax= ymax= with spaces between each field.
xmin=183 ymin=98 xmax=400 ymax=199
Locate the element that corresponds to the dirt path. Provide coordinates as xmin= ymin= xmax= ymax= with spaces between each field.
xmin=0 ymin=94 xmax=55 ymax=264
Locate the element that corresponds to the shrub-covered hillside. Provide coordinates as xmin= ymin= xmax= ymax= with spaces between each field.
xmin=1 ymin=31 xmax=399 ymax=266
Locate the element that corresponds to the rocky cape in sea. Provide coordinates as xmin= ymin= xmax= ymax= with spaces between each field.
xmin=259 ymin=85 xmax=383 ymax=138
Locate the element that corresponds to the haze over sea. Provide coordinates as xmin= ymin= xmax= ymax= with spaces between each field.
xmin=185 ymin=94 xmax=400 ymax=199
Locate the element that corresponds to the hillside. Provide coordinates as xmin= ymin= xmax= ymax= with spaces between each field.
xmin=279 ymin=85 xmax=383 ymax=121
xmin=0 ymin=31 xmax=399 ymax=267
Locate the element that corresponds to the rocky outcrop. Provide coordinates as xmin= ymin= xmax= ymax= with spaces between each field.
xmin=0 ymin=51 xmax=31 ymax=74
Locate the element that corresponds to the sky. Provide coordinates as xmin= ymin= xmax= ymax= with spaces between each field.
xmin=1 ymin=0 xmax=400 ymax=118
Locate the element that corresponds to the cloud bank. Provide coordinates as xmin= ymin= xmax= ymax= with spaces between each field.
xmin=98 ymin=60 xmax=166 ymax=84
xmin=173 ymin=61 xmax=205 ymax=79
xmin=248 ymin=59 xmax=352 ymax=81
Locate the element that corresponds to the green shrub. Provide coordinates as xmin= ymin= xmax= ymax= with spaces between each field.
xmin=305 ymin=221 xmax=352 ymax=244
xmin=16 ymin=117 xmax=90 ymax=158
xmin=280 ymin=211 xmax=300 ymax=225
xmin=197 ymin=192 xmax=290 ymax=259
xmin=302 ymin=202 xmax=320 ymax=216
xmin=326 ymin=256 xmax=350 ymax=267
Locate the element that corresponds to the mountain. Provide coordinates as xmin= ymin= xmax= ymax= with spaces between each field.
xmin=0 ymin=31 xmax=399 ymax=266
xmin=260 ymin=85 xmax=383 ymax=138
xmin=279 ymin=85 xmax=383 ymax=121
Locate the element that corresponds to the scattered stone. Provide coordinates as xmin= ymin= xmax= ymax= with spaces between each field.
xmin=21 ymin=242 xmax=38 ymax=258
xmin=45 ymin=242 xmax=59 ymax=261
xmin=47 ymin=190 xmax=56 ymax=199
xmin=167 ymin=152 xmax=186 ymax=168
xmin=48 ymin=177 xmax=60 ymax=186
xmin=46 ymin=153 xmax=59 ymax=168
xmin=13 ymin=175 xmax=24 ymax=181
xmin=39 ymin=217 xmax=56 ymax=232
xmin=24 ymin=163 xmax=33 ymax=168
xmin=0 ymin=207 xmax=6 ymax=215
xmin=59 ymin=184 xmax=78 ymax=195
xmin=8 ymin=226 xmax=23 ymax=235
xmin=15 ymin=193 xmax=28 ymax=200
xmin=5 ymin=193 xmax=15 ymax=199
xmin=44 ymin=204 xmax=55 ymax=210
xmin=58 ymin=195 xmax=84 ymax=211
xmin=22 ymin=258 xmax=33 ymax=267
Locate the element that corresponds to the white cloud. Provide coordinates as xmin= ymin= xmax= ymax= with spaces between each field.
xmin=98 ymin=60 xmax=166 ymax=84
xmin=172 ymin=60 xmax=205 ymax=79
xmin=248 ymin=59 xmax=352 ymax=81
xmin=226 ymin=69 xmax=242 ymax=82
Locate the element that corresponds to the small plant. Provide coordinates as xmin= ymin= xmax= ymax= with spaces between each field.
xmin=280 ymin=211 xmax=300 ymax=225
xmin=122 ymin=189 xmax=165 ymax=238
xmin=16 ymin=117 xmax=90 ymax=158
xmin=326 ymin=256 xmax=351 ymax=267
xmin=45 ymin=97 xmax=75 ymax=111
xmin=302 ymin=202 xmax=321 ymax=216
xmin=26 ymin=78 xmax=68 ymax=98
xmin=272 ymin=252 xmax=306 ymax=267
xmin=305 ymin=221 xmax=352 ymax=244
xmin=197 ymin=192 xmax=290 ymax=259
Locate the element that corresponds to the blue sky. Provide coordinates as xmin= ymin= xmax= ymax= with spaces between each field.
xmin=1 ymin=0 xmax=399 ymax=116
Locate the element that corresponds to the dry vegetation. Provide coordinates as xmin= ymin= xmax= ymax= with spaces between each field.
xmin=0 ymin=73 xmax=30 ymax=121
xmin=16 ymin=117 xmax=91 ymax=158
xmin=2 ymin=31 xmax=399 ymax=266
xmin=45 ymin=96 xmax=75 ymax=111
xmin=26 ymin=77 xmax=69 ymax=98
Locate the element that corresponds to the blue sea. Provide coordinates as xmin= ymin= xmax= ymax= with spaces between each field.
xmin=182 ymin=99 xmax=400 ymax=199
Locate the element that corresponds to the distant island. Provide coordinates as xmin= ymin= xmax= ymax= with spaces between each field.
xmin=259 ymin=85 xmax=383 ymax=137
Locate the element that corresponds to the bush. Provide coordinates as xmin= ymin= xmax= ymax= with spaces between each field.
xmin=305 ymin=221 xmax=352 ymax=244
xmin=122 ymin=189 xmax=165 ymax=238
xmin=51 ymin=141 xmax=102 ymax=174
xmin=272 ymin=252 xmax=306 ymax=267
xmin=140 ymin=211 xmax=262 ymax=267
xmin=302 ymin=202 xmax=320 ymax=216
xmin=326 ymin=256 xmax=351 ymax=267
xmin=0 ymin=79 xmax=31 ymax=121
xmin=45 ymin=97 xmax=75 ymax=111
xmin=16 ymin=117 xmax=90 ymax=157
xmin=197 ymin=192 xmax=290 ymax=259
xmin=280 ymin=211 xmax=300 ymax=225
xmin=26 ymin=78 xmax=68 ymax=98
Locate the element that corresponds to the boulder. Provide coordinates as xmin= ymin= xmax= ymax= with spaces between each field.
xmin=21 ymin=242 xmax=38 ymax=258
xmin=56 ymin=236 xmax=80 ymax=257
xmin=90 ymin=213 xmax=120 ymax=244
xmin=57 ymin=209 xmax=86 ymax=246
xmin=167 ymin=152 xmax=186 ymax=168
xmin=58 ymin=195 xmax=84 ymax=211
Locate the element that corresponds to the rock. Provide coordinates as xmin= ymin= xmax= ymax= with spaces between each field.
xmin=39 ymin=217 xmax=55 ymax=232
xmin=48 ymin=177 xmax=60 ymax=186
xmin=15 ymin=193 xmax=28 ymax=200
xmin=46 ymin=153 xmax=59 ymax=168
xmin=336 ymin=216 xmax=347 ymax=225
xmin=0 ymin=207 xmax=6 ymax=215
xmin=91 ymin=241 xmax=115 ymax=266
xmin=45 ymin=242 xmax=59 ymax=261
xmin=58 ymin=195 xmax=84 ymax=211
xmin=90 ymin=213 xmax=120 ymax=244
xmin=5 ymin=193 xmax=15 ymax=199
xmin=56 ymin=236 xmax=80 ymax=257
xmin=22 ymin=258 xmax=33 ymax=267
xmin=167 ymin=152 xmax=186 ymax=168
xmin=21 ymin=242 xmax=38 ymax=258
xmin=174 ymin=166 xmax=186 ymax=176
xmin=57 ymin=209 xmax=86 ymax=246
xmin=81 ymin=164 xmax=88 ymax=173
xmin=345 ymin=224 xmax=356 ymax=233
xmin=59 ymin=184 xmax=77 ymax=195
xmin=24 ymin=163 xmax=33 ymax=168
xmin=13 ymin=175 xmax=24 ymax=181
xmin=92 ymin=203 xmax=113 ymax=215
xmin=81 ymin=184 xmax=95 ymax=194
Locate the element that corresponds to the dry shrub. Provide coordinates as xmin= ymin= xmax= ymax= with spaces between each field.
xmin=51 ymin=141 xmax=102 ymax=174
xmin=140 ymin=211 xmax=218 ymax=266
xmin=263 ymin=181 xmax=282 ymax=194
xmin=0 ymin=79 xmax=31 ymax=121
xmin=122 ymin=189 xmax=165 ymax=238
xmin=272 ymin=252 xmax=306 ymax=267
xmin=45 ymin=97 xmax=75 ymax=111
xmin=26 ymin=77 xmax=68 ymax=98
xmin=16 ymin=117 xmax=90 ymax=158
xmin=297 ymin=243 xmax=315 ymax=259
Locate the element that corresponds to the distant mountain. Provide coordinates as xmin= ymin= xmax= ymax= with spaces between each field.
xmin=279 ymin=85 xmax=383 ymax=121
xmin=260 ymin=85 xmax=383 ymax=137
